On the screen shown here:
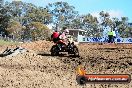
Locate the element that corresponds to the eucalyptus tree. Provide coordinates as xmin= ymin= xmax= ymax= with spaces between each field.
xmin=118 ymin=17 xmax=130 ymax=37
xmin=82 ymin=14 xmax=101 ymax=37
xmin=23 ymin=22 xmax=51 ymax=41
xmin=0 ymin=5 xmax=11 ymax=35
xmin=47 ymin=1 xmax=78 ymax=30
xmin=3 ymin=1 xmax=52 ymax=40
xmin=99 ymin=11 xmax=112 ymax=27
xmin=4 ymin=1 xmax=52 ymax=25
xmin=70 ymin=16 xmax=83 ymax=29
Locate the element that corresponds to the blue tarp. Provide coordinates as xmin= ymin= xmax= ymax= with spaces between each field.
xmin=81 ymin=37 xmax=132 ymax=43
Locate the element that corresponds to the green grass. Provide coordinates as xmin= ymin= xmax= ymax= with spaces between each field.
xmin=0 ymin=39 xmax=18 ymax=45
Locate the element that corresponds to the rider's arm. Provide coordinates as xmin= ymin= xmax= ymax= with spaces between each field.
xmin=59 ymin=35 xmax=62 ymax=39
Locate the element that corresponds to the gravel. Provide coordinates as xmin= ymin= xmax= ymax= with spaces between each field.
xmin=0 ymin=41 xmax=132 ymax=88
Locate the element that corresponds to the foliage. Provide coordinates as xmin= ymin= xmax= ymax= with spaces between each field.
xmin=4 ymin=1 xmax=52 ymax=25
xmin=0 ymin=1 xmax=132 ymax=41
xmin=6 ymin=20 xmax=22 ymax=39
xmin=0 ymin=5 xmax=11 ymax=35
xmin=23 ymin=22 xmax=51 ymax=41
xmin=47 ymin=1 xmax=78 ymax=30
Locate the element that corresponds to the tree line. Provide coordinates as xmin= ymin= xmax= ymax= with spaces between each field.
xmin=0 ymin=1 xmax=132 ymax=41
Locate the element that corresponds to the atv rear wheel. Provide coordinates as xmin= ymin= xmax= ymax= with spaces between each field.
xmin=73 ymin=45 xmax=79 ymax=56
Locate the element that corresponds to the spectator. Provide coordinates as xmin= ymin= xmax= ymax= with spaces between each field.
xmin=112 ymin=29 xmax=116 ymax=43
xmin=108 ymin=29 xmax=114 ymax=43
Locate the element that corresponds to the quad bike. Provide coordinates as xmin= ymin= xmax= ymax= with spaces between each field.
xmin=50 ymin=40 xmax=79 ymax=56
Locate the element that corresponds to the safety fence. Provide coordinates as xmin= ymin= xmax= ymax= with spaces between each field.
xmin=0 ymin=34 xmax=25 ymax=43
xmin=80 ymin=37 xmax=132 ymax=43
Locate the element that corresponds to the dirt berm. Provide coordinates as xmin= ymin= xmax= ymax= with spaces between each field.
xmin=0 ymin=40 xmax=132 ymax=88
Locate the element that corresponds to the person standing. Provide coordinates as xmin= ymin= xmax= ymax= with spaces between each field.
xmin=108 ymin=29 xmax=114 ymax=43
xmin=112 ymin=29 xmax=116 ymax=43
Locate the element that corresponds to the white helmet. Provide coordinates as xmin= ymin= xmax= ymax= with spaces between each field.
xmin=64 ymin=29 xmax=69 ymax=34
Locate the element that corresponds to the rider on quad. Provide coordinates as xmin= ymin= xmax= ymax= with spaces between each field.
xmin=50 ymin=28 xmax=79 ymax=56
xmin=51 ymin=27 xmax=71 ymax=50
xmin=57 ymin=28 xmax=70 ymax=50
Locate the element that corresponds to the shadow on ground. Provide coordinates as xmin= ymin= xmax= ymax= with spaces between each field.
xmin=37 ymin=53 xmax=80 ymax=58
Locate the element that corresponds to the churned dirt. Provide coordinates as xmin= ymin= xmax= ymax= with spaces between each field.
xmin=0 ymin=40 xmax=132 ymax=88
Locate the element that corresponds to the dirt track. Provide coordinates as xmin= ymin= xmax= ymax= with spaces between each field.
xmin=0 ymin=41 xmax=132 ymax=88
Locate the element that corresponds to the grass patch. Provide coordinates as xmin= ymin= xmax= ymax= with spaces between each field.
xmin=0 ymin=39 xmax=18 ymax=45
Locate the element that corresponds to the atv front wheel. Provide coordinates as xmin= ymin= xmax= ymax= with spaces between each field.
xmin=50 ymin=45 xmax=59 ymax=56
